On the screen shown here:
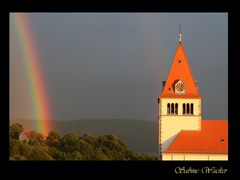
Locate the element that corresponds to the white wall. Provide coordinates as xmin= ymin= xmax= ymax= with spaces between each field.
xmin=159 ymin=98 xmax=201 ymax=153
xmin=162 ymin=153 xmax=228 ymax=161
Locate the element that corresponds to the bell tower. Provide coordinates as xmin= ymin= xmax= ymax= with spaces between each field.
xmin=158 ymin=32 xmax=202 ymax=160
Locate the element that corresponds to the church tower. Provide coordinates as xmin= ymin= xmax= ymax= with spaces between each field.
xmin=158 ymin=32 xmax=202 ymax=160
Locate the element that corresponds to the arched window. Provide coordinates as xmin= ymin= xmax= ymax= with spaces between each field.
xmin=167 ymin=103 xmax=170 ymax=114
xmin=191 ymin=103 xmax=194 ymax=115
xmin=175 ymin=103 xmax=178 ymax=114
xmin=183 ymin=103 xmax=185 ymax=114
xmin=187 ymin=103 xmax=190 ymax=114
xmin=171 ymin=103 xmax=174 ymax=114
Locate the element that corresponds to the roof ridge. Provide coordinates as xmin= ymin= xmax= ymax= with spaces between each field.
xmin=179 ymin=43 xmax=200 ymax=96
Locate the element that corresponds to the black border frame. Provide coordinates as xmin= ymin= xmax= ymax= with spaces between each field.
xmin=1 ymin=0 xmax=239 ymax=178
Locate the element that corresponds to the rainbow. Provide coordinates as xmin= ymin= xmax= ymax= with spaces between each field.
xmin=12 ymin=13 xmax=52 ymax=137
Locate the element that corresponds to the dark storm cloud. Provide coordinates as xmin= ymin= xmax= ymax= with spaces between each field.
xmin=10 ymin=13 xmax=228 ymax=121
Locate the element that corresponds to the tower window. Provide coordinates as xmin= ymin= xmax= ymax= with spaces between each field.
xmin=168 ymin=88 xmax=171 ymax=91
xmin=183 ymin=103 xmax=185 ymax=114
xmin=187 ymin=103 xmax=190 ymax=114
xmin=191 ymin=103 xmax=194 ymax=115
xmin=220 ymin=139 xmax=224 ymax=143
xmin=168 ymin=103 xmax=179 ymax=115
xmin=171 ymin=103 xmax=174 ymax=114
xmin=167 ymin=103 xmax=170 ymax=114
xmin=178 ymin=59 xmax=181 ymax=64
xmin=175 ymin=103 xmax=178 ymax=114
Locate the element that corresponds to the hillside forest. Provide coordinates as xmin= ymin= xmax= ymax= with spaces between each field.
xmin=10 ymin=123 xmax=158 ymax=160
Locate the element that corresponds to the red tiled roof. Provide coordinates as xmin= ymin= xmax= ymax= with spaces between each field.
xmin=165 ymin=120 xmax=228 ymax=154
xmin=160 ymin=42 xmax=201 ymax=99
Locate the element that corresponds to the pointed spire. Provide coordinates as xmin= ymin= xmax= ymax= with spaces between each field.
xmin=160 ymin=39 xmax=201 ymax=98
xmin=179 ymin=24 xmax=182 ymax=43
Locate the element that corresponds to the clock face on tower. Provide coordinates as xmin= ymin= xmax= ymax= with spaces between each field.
xmin=175 ymin=80 xmax=185 ymax=94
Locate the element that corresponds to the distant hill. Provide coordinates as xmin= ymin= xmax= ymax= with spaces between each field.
xmin=10 ymin=119 xmax=158 ymax=154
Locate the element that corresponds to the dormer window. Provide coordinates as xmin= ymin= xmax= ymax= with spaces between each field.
xmin=174 ymin=80 xmax=186 ymax=94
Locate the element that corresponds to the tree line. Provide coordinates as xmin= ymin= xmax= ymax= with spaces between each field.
xmin=9 ymin=123 xmax=158 ymax=160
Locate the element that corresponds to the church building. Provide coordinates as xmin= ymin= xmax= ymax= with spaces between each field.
xmin=158 ymin=32 xmax=228 ymax=161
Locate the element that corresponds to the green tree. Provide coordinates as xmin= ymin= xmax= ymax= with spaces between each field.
xmin=60 ymin=133 xmax=80 ymax=153
xmin=68 ymin=151 xmax=83 ymax=160
xmin=93 ymin=148 xmax=109 ymax=160
xmin=29 ymin=146 xmax=53 ymax=160
xmin=46 ymin=131 xmax=61 ymax=147
xmin=96 ymin=135 xmax=128 ymax=160
xmin=28 ymin=131 xmax=43 ymax=146
xmin=117 ymin=138 xmax=127 ymax=149
xmin=9 ymin=124 xmax=158 ymax=160
xmin=11 ymin=155 xmax=27 ymax=160
xmin=48 ymin=147 xmax=66 ymax=160
xmin=9 ymin=123 xmax=23 ymax=139
xmin=10 ymin=138 xmax=32 ymax=160
xmin=124 ymin=150 xmax=138 ymax=160
xmin=9 ymin=138 xmax=21 ymax=157
xmin=18 ymin=142 xmax=32 ymax=158
xmin=136 ymin=153 xmax=158 ymax=160
xmin=83 ymin=133 xmax=97 ymax=145
xmin=78 ymin=139 xmax=95 ymax=160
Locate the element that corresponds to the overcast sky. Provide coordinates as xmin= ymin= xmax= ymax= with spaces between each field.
xmin=10 ymin=13 xmax=228 ymax=121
